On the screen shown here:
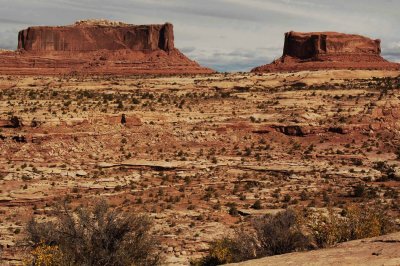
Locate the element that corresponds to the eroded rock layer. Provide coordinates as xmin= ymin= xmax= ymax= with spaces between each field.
xmin=0 ymin=20 xmax=213 ymax=75
xmin=252 ymin=31 xmax=400 ymax=72
xmin=18 ymin=23 xmax=174 ymax=52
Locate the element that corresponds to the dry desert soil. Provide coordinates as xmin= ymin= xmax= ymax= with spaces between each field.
xmin=0 ymin=70 xmax=400 ymax=265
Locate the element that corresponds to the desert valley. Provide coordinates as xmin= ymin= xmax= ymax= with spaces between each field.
xmin=0 ymin=18 xmax=400 ymax=266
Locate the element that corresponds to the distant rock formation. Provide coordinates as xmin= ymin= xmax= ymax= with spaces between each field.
xmin=0 ymin=20 xmax=213 ymax=75
xmin=18 ymin=22 xmax=174 ymax=52
xmin=252 ymin=31 xmax=400 ymax=72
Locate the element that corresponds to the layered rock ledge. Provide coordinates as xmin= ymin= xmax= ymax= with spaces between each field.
xmin=0 ymin=20 xmax=214 ymax=75
xmin=252 ymin=31 xmax=400 ymax=72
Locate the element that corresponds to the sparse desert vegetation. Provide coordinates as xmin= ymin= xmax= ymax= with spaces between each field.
xmin=0 ymin=70 xmax=400 ymax=265
xmin=24 ymin=199 xmax=162 ymax=266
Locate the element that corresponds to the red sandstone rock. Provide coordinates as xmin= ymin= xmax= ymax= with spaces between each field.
xmin=252 ymin=31 xmax=400 ymax=72
xmin=18 ymin=22 xmax=174 ymax=52
xmin=0 ymin=20 xmax=214 ymax=75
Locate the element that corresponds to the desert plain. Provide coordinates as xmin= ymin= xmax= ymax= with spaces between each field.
xmin=0 ymin=70 xmax=400 ymax=265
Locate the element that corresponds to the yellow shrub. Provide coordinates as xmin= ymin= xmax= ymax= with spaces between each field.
xmin=208 ymin=238 xmax=235 ymax=264
xmin=190 ymin=238 xmax=237 ymax=266
xmin=24 ymin=243 xmax=64 ymax=266
xmin=308 ymin=205 xmax=394 ymax=248
xmin=308 ymin=208 xmax=350 ymax=247
xmin=346 ymin=205 xmax=391 ymax=239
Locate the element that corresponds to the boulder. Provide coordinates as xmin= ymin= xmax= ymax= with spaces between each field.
xmin=273 ymin=125 xmax=306 ymax=136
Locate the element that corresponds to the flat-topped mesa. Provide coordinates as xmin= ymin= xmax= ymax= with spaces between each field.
xmin=0 ymin=20 xmax=214 ymax=75
xmin=17 ymin=22 xmax=174 ymax=52
xmin=282 ymin=31 xmax=381 ymax=59
xmin=252 ymin=31 xmax=400 ymax=72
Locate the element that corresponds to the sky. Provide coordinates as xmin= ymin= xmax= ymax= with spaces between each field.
xmin=0 ymin=0 xmax=399 ymax=72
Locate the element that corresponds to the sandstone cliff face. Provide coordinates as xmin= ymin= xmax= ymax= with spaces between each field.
xmin=253 ymin=31 xmax=399 ymax=72
xmin=283 ymin=31 xmax=381 ymax=59
xmin=17 ymin=23 xmax=174 ymax=52
xmin=0 ymin=20 xmax=213 ymax=75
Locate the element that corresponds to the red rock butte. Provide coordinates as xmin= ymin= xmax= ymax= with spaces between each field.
xmin=252 ymin=31 xmax=400 ymax=72
xmin=0 ymin=20 xmax=214 ymax=75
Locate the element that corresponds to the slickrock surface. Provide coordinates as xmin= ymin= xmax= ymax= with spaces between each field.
xmin=1 ymin=70 xmax=400 ymax=265
xmin=253 ymin=31 xmax=400 ymax=72
xmin=0 ymin=20 xmax=213 ymax=75
xmin=228 ymin=232 xmax=400 ymax=266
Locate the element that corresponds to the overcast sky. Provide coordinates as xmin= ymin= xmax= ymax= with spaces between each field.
xmin=0 ymin=0 xmax=399 ymax=72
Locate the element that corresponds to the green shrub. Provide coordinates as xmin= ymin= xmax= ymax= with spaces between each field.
xmin=251 ymin=200 xmax=262 ymax=210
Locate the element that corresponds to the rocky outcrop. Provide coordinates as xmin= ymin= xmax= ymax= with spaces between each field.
xmin=252 ymin=31 xmax=400 ymax=72
xmin=228 ymin=232 xmax=400 ymax=266
xmin=282 ymin=31 xmax=381 ymax=59
xmin=18 ymin=22 xmax=174 ymax=52
xmin=0 ymin=20 xmax=213 ymax=75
